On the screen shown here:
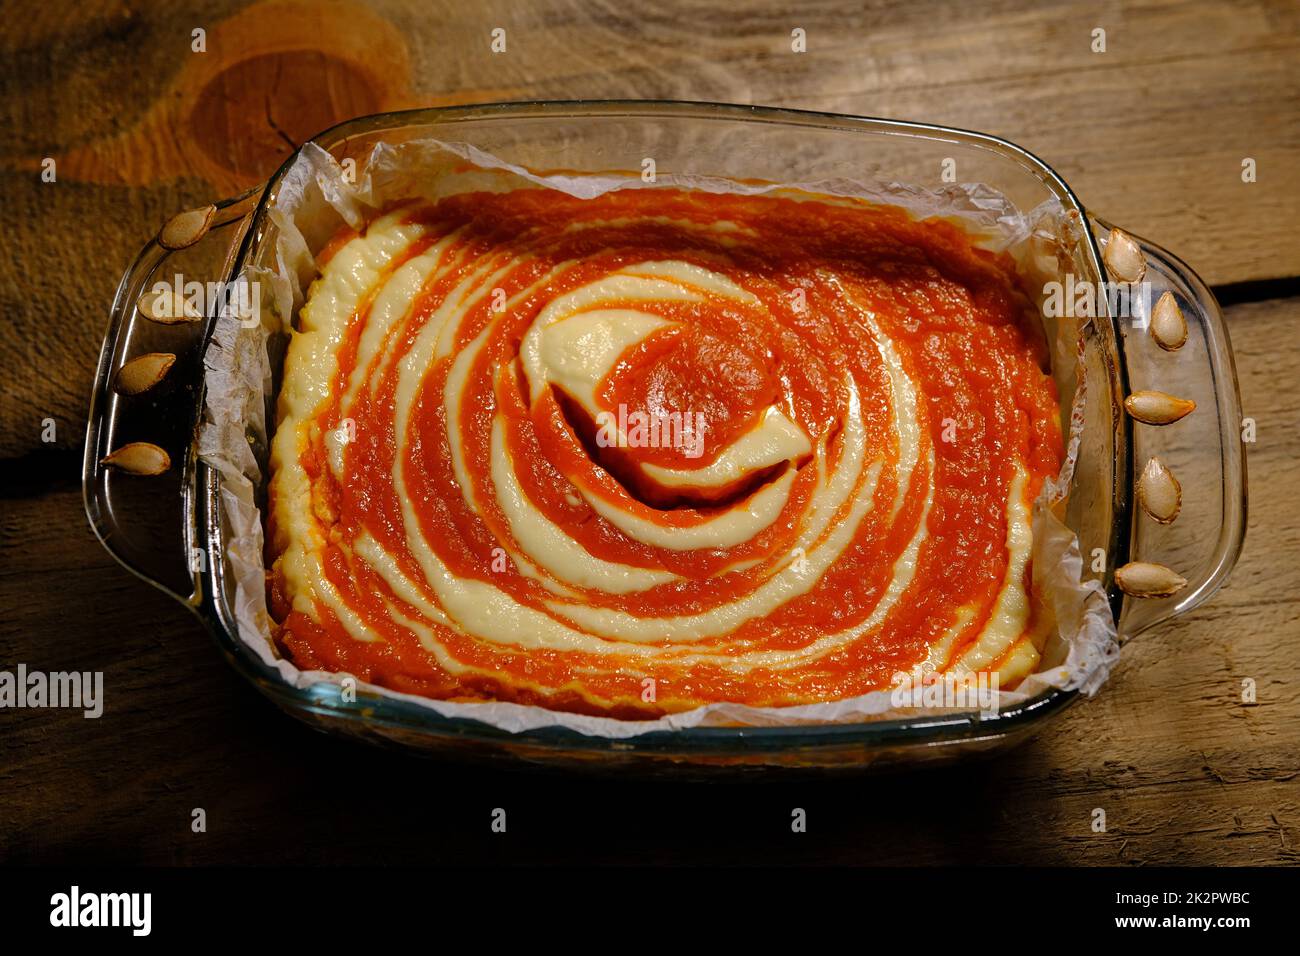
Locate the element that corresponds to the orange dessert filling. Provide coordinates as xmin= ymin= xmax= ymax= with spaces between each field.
xmin=267 ymin=186 xmax=1062 ymax=718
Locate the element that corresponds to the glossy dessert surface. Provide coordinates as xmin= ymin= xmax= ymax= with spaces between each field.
xmin=268 ymin=183 xmax=1062 ymax=717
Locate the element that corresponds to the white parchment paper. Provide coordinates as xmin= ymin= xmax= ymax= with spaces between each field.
xmin=197 ymin=139 xmax=1119 ymax=738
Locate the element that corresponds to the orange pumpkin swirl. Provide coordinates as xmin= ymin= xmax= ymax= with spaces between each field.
xmin=266 ymin=187 xmax=1063 ymax=718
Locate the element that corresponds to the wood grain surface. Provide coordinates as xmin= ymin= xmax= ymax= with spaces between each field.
xmin=1 ymin=0 xmax=1296 ymax=866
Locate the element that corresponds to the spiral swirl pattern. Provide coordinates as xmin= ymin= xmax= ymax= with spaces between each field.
xmin=268 ymin=187 xmax=1062 ymax=716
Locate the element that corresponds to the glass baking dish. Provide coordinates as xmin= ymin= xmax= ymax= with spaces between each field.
xmin=83 ymin=101 xmax=1246 ymax=772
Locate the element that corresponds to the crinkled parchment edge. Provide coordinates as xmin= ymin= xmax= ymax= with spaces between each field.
xmin=196 ymin=139 xmax=1118 ymax=739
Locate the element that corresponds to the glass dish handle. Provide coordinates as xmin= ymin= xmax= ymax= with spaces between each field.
xmin=1095 ymin=219 xmax=1248 ymax=640
xmin=82 ymin=189 xmax=260 ymax=605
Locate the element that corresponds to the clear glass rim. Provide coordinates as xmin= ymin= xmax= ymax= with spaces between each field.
xmin=195 ymin=99 xmax=1111 ymax=753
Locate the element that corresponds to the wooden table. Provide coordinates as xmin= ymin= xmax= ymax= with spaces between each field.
xmin=2 ymin=0 xmax=1296 ymax=866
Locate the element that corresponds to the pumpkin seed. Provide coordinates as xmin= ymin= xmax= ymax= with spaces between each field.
xmin=101 ymin=442 xmax=171 ymax=475
xmin=159 ymin=203 xmax=216 ymax=250
xmin=1125 ymin=390 xmax=1196 ymax=425
xmin=138 ymin=289 xmax=202 ymax=324
xmin=1137 ymin=456 xmax=1182 ymax=524
xmin=113 ymin=352 xmax=175 ymax=395
xmin=1115 ymin=561 xmax=1187 ymax=598
xmin=1104 ymin=227 xmax=1146 ymax=283
xmin=1150 ymin=291 xmax=1188 ymax=351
